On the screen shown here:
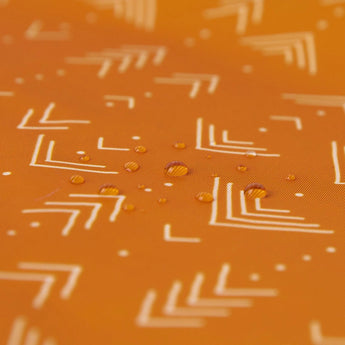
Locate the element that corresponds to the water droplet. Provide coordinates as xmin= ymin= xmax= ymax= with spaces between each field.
xmin=134 ymin=145 xmax=147 ymax=153
xmin=70 ymin=175 xmax=85 ymax=185
xmin=124 ymin=161 xmax=140 ymax=172
xmin=164 ymin=161 xmax=189 ymax=177
xmin=132 ymin=136 xmax=141 ymax=140
xmin=286 ymin=174 xmax=296 ymax=181
xmin=302 ymin=254 xmax=311 ymax=261
xmin=123 ymin=204 xmax=135 ymax=211
xmin=237 ymin=165 xmax=248 ymax=172
xmin=173 ymin=142 xmax=186 ymax=149
xmin=244 ymin=183 xmax=267 ymax=199
xmin=164 ymin=182 xmax=173 ymax=187
xmin=206 ymin=155 xmax=212 ymax=159
xmin=98 ymin=184 xmax=119 ymax=195
xmin=294 ymin=192 xmax=304 ymax=198
xmin=211 ymin=172 xmax=219 ymax=177
xmin=144 ymin=188 xmax=152 ymax=192
xmin=137 ymin=184 xmax=146 ymax=190
xmin=245 ymin=151 xmax=257 ymax=158
xmin=30 ymin=222 xmax=40 ymax=228
xmin=158 ymin=197 xmax=167 ymax=204
xmin=7 ymin=230 xmax=16 ymax=236
xmin=2 ymin=171 xmax=12 ymax=176
xmin=79 ymin=154 xmax=90 ymax=162
xmin=195 ymin=192 xmax=214 ymax=203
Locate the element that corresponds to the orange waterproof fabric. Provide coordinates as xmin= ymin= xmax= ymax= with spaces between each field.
xmin=1 ymin=0 xmax=345 ymax=344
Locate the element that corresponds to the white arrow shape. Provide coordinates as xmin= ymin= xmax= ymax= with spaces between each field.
xmin=104 ymin=95 xmax=135 ymax=109
xmin=214 ymin=263 xmax=278 ymax=297
xmin=22 ymin=208 xmax=80 ymax=236
xmin=17 ymin=102 xmax=90 ymax=130
xmin=0 ymin=272 xmax=55 ymax=309
xmin=187 ymin=273 xmax=253 ymax=308
xmin=136 ymin=290 xmax=205 ymax=328
xmin=310 ymin=320 xmax=345 ymax=345
xmin=270 ymin=115 xmax=302 ymax=130
xmin=163 ymin=223 xmax=201 ymax=243
xmin=163 ymin=281 xmax=228 ymax=317
xmin=17 ymin=262 xmax=82 ymax=299
xmin=30 ymin=134 xmax=119 ymax=174
xmin=25 ymin=20 xmax=70 ymax=40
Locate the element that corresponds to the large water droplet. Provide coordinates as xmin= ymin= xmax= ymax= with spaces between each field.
xmin=237 ymin=165 xmax=248 ymax=172
xmin=99 ymin=184 xmax=119 ymax=195
xmin=70 ymin=175 xmax=85 ymax=185
xmin=134 ymin=145 xmax=147 ymax=153
xmin=164 ymin=161 xmax=189 ymax=177
xmin=124 ymin=161 xmax=140 ymax=172
xmin=173 ymin=142 xmax=186 ymax=149
xmin=244 ymin=183 xmax=267 ymax=199
xmin=245 ymin=151 xmax=257 ymax=158
xmin=195 ymin=192 xmax=214 ymax=203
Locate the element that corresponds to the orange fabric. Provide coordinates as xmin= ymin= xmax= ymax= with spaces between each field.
xmin=1 ymin=0 xmax=345 ymax=344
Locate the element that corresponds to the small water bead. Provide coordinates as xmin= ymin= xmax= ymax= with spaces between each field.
xmin=286 ymin=174 xmax=296 ymax=181
xmin=211 ymin=172 xmax=219 ymax=177
xmin=173 ymin=142 xmax=186 ymax=149
xmin=79 ymin=154 xmax=90 ymax=162
xmin=158 ymin=198 xmax=167 ymax=204
xmin=134 ymin=146 xmax=147 ymax=153
xmin=237 ymin=165 xmax=248 ymax=172
xmin=98 ymin=184 xmax=119 ymax=195
xmin=137 ymin=184 xmax=146 ymax=190
xmin=195 ymin=192 xmax=214 ymax=203
xmin=245 ymin=151 xmax=257 ymax=158
xmin=164 ymin=161 xmax=189 ymax=177
xmin=122 ymin=204 xmax=135 ymax=211
xmin=70 ymin=175 xmax=85 ymax=185
xmin=124 ymin=161 xmax=140 ymax=172
xmin=244 ymin=183 xmax=267 ymax=199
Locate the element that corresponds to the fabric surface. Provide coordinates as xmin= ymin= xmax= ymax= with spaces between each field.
xmin=1 ymin=0 xmax=345 ymax=344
